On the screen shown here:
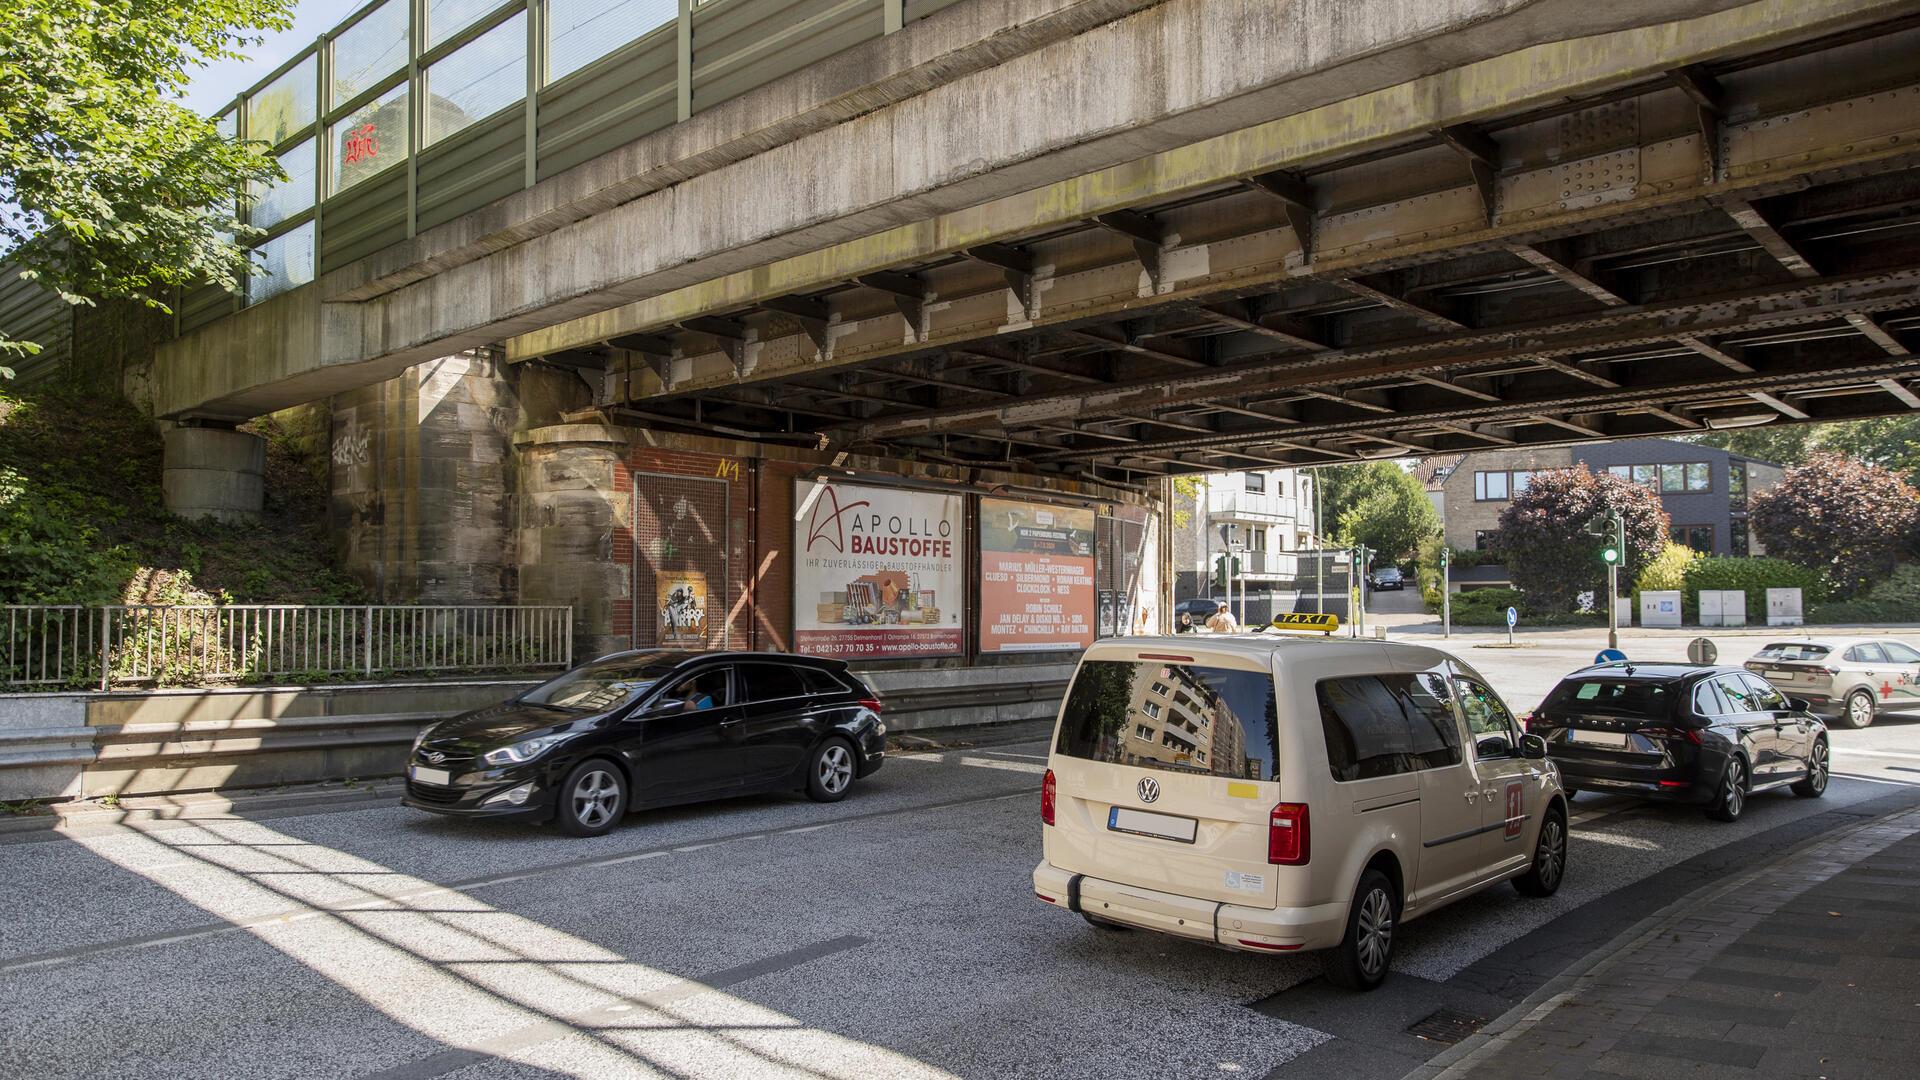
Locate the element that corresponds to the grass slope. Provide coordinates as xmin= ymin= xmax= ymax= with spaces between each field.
xmin=0 ymin=382 xmax=362 ymax=605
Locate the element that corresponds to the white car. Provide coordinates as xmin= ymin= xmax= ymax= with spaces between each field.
xmin=1744 ymin=638 xmax=1920 ymax=728
xmin=1032 ymin=635 xmax=1568 ymax=990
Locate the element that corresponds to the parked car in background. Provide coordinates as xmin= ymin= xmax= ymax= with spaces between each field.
xmin=403 ymin=651 xmax=886 ymax=836
xmin=1529 ymin=663 xmax=1828 ymax=822
xmin=1743 ymin=638 xmax=1920 ymax=729
xmin=1174 ymin=596 xmax=1227 ymax=623
xmin=1368 ymin=567 xmax=1405 ymax=591
xmin=1034 ymin=636 xmax=1568 ymax=991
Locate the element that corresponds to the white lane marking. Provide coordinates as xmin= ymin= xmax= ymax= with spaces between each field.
xmin=602 ymin=851 xmax=669 ymax=866
xmin=956 ymin=756 xmax=1048 ymax=775
xmin=1830 ymin=771 xmax=1920 ymax=787
xmin=1830 ymin=747 xmax=1920 ymax=761
xmin=975 ymin=751 xmax=1050 ymax=761
xmin=781 ymin=823 xmax=836 ymax=834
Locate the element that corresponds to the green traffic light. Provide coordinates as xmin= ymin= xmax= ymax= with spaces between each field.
xmin=1602 ymin=548 xmax=1620 ymax=564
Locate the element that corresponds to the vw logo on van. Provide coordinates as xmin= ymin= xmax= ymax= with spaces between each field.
xmin=1137 ymin=777 xmax=1160 ymax=803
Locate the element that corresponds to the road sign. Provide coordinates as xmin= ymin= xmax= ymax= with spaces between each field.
xmin=1688 ymin=637 xmax=1718 ymax=664
xmin=1594 ymin=647 xmax=1627 ymax=665
xmin=1269 ymin=611 xmax=1339 ymax=635
xmin=1505 ymin=606 xmax=1518 ymax=627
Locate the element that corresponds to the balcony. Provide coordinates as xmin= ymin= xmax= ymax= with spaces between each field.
xmin=1207 ymin=490 xmax=1301 ymax=524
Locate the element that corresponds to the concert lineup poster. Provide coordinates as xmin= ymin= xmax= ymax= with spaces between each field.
xmin=793 ymin=480 xmax=964 ymax=660
xmin=657 ymin=571 xmax=708 ymax=647
xmin=979 ymin=497 xmax=1096 ymax=653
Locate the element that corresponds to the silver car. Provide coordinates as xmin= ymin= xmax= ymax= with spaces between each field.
xmin=1744 ymin=638 xmax=1920 ymax=728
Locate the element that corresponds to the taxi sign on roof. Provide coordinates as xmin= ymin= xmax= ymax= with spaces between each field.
xmin=1268 ymin=611 xmax=1339 ymax=635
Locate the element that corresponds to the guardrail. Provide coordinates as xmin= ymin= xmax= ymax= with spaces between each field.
xmin=2 ymin=605 xmax=573 ymax=691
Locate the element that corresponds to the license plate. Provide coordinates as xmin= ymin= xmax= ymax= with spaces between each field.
xmin=1769 ymin=669 xmax=1799 ymax=681
xmin=1108 ymin=806 xmax=1198 ymax=843
xmin=1569 ymin=730 xmax=1630 ymax=748
xmin=411 ymin=765 xmax=451 ymax=786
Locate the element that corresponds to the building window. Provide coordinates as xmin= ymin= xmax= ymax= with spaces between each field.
xmin=1245 ymin=473 xmax=1266 ymax=493
xmin=1474 ymin=471 xmax=1510 ymax=501
xmin=1135 ymin=724 xmax=1153 ymax=740
xmin=1612 ymin=462 xmax=1710 ymax=493
xmin=1677 ymin=525 xmax=1714 ymax=552
xmin=1729 ymin=465 xmax=1748 ymax=500
xmin=1731 ymin=525 xmax=1750 ymax=557
xmin=1150 ymin=682 xmax=1169 ymax=697
xmin=1512 ymin=470 xmax=1535 ymax=496
xmin=1475 ymin=530 xmax=1499 ymax=550
xmin=1143 ymin=701 xmax=1162 ymax=719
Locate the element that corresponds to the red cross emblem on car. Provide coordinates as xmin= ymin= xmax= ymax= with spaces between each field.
xmin=1881 ymin=681 xmax=1896 ymax=699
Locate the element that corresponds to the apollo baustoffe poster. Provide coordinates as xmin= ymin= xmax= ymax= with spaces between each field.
xmin=793 ymin=480 xmax=964 ymax=660
xmin=978 ymin=497 xmax=1097 ymax=653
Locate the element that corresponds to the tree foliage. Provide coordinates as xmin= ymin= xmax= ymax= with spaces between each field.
xmin=1749 ymin=452 xmax=1920 ymax=599
xmin=0 ymin=0 xmax=295 ymax=360
xmin=1315 ymin=461 xmax=1438 ymax=561
xmin=1693 ymin=415 xmax=1920 ymax=485
xmin=1495 ymin=468 xmax=1669 ymax=611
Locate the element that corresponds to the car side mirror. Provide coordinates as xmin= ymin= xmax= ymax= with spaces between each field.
xmin=1787 ymin=697 xmax=1811 ymax=713
xmin=1476 ymin=734 xmax=1511 ymax=758
xmin=1521 ymin=733 xmax=1549 ymax=760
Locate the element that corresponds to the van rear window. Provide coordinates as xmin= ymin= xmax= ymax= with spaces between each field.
xmin=1055 ymin=660 xmax=1278 ymax=780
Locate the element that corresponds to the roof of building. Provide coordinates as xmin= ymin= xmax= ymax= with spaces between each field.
xmin=1414 ymin=454 xmax=1466 ymax=491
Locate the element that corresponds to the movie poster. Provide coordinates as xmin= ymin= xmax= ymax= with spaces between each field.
xmin=656 ymin=571 xmax=708 ymax=646
xmin=979 ymin=497 xmax=1097 ymax=653
xmin=793 ymin=480 xmax=964 ymax=659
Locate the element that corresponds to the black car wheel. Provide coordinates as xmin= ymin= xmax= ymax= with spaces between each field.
xmin=806 ymin=738 xmax=857 ymax=803
xmin=1706 ymin=756 xmax=1747 ymax=822
xmin=1792 ymin=738 xmax=1829 ymax=798
xmin=1841 ymin=688 xmax=1876 ymax=730
xmin=1326 ymin=869 xmax=1397 ymax=991
xmin=557 ymin=759 xmax=626 ymax=837
xmin=1514 ymin=804 xmax=1568 ymax=897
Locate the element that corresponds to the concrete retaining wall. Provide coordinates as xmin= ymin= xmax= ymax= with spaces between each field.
xmin=0 ymin=665 xmax=1072 ymax=801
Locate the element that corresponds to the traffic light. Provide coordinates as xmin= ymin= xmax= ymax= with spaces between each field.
xmin=1586 ymin=511 xmax=1625 ymax=565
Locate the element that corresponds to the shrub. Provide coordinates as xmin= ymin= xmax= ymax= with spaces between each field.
xmin=1808 ymin=564 xmax=1920 ymax=624
xmin=1750 ymin=452 xmax=1920 ymax=598
xmin=1680 ymin=556 xmax=1827 ymax=623
xmin=1497 ymin=468 xmax=1669 ymax=612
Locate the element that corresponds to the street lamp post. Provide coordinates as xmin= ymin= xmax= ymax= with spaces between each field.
xmin=1441 ymin=545 xmax=1452 ymax=639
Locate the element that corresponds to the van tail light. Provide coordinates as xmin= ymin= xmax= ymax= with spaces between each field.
xmin=1041 ymin=769 xmax=1057 ymax=826
xmin=857 ymin=697 xmax=883 ymax=713
xmin=1268 ymin=803 xmax=1310 ymax=865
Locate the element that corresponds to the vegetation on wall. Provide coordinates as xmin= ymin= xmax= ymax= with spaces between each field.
xmin=1750 ymin=452 xmax=1920 ymax=599
xmin=1808 ymin=564 xmax=1920 ymax=624
xmin=0 ymin=381 xmax=359 ymax=605
xmin=1679 ymin=556 xmax=1828 ymax=623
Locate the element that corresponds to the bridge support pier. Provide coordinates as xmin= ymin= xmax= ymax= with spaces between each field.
xmin=161 ymin=425 xmax=265 ymax=523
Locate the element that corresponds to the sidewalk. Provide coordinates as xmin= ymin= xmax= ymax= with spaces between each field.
xmin=1412 ymin=805 xmax=1920 ymax=1079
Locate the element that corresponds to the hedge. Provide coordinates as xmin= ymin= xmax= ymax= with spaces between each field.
xmin=1678 ymin=557 xmax=1827 ymax=622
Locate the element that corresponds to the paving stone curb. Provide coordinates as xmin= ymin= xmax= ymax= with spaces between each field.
xmin=1399 ymin=802 xmax=1920 ymax=1079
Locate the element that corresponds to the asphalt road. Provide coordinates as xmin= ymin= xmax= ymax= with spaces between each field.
xmin=4 ymin=659 xmax=1919 ymax=1080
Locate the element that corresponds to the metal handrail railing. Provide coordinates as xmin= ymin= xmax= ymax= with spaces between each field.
xmin=1 ymin=604 xmax=573 ymax=691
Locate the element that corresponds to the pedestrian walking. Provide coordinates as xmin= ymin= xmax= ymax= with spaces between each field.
xmin=1205 ymin=603 xmax=1238 ymax=634
xmin=1175 ymin=611 xmax=1195 ymax=633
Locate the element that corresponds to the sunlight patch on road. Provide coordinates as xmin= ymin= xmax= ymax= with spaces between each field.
xmin=64 ymin=819 xmax=960 ymax=1080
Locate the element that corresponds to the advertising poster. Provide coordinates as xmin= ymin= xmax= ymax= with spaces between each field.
xmin=657 ymin=571 xmax=709 ymax=646
xmin=979 ymin=497 xmax=1096 ymax=653
xmin=793 ymin=480 xmax=964 ymax=659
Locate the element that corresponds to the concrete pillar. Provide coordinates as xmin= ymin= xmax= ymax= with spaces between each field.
xmin=162 ymin=426 xmax=265 ymax=522
xmin=515 ymin=424 xmax=631 ymax=662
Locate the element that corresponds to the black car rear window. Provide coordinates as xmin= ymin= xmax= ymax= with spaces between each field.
xmin=1754 ymin=643 xmax=1831 ymax=661
xmin=739 ymin=663 xmax=809 ymax=702
xmin=1055 ymin=660 xmax=1278 ymax=780
xmin=1542 ymin=679 xmax=1673 ymax=718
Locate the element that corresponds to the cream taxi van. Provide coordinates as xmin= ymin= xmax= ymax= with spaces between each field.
xmin=1033 ymin=632 xmax=1568 ymax=990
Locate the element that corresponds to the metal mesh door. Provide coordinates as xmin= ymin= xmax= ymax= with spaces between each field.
xmin=1095 ymin=512 xmax=1149 ymax=637
xmin=632 ymin=473 xmax=730 ymax=649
